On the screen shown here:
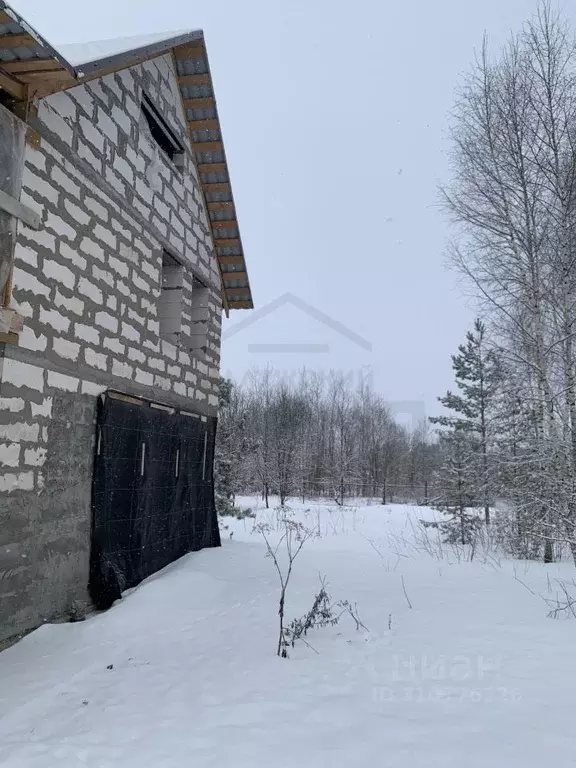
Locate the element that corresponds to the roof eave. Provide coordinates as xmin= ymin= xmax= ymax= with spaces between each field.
xmin=0 ymin=1 xmax=75 ymax=76
xmin=73 ymin=29 xmax=205 ymax=75
xmin=172 ymin=39 xmax=254 ymax=311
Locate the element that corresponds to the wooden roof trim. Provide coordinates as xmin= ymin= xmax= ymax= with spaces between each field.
xmin=173 ymin=43 xmax=205 ymax=60
xmin=214 ymin=237 xmax=241 ymax=248
xmin=189 ymin=118 xmax=219 ymax=130
xmin=0 ymin=4 xmax=76 ymax=100
xmin=178 ymin=73 xmax=211 ymax=86
xmin=218 ymin=255 xmax=245 ymax=264
xmin=170 ymin=36 xmax=253 ymax=311
xmin=0 ymin=67 xmax=25 ymax=99
xmin=171 ymin=50 xmax=229 ymax=316
xmin=31 ymin=48 xmax=169 ymax=99
xmin=183 ymin=96 xmax=215 ymax=109
xmin=198 ymin=162 xmax=227 ymax=174
xmin=0 ymin=32 xmax=35 ymax=48
xmin=1 ymin=59 xmax=67 ymax=74
xmin=207 ymin=201 xmax=234 ymax=211
xmin=194 ymin=140 xmax=224 ymax=153
xmin=21 ymin=70 xmax=76 ymax=86
xmin=212 ymin=220 xmax=238 ymax=230
xmin=203 ymin=182 xmax=231 ymax=193
xmin=222 ymin=270 xmax=248 ymax=281
xmin=175 ymin=39 xmax=253 ymax=310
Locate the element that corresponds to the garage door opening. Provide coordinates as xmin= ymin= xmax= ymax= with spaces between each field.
xmin=89 ymin=392 xmax=220 ymax=609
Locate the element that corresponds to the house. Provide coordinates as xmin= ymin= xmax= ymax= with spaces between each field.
xmin=0 ymin=3 xmax=253 ymax=644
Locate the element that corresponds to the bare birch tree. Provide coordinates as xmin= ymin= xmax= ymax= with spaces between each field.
xmin=442 ymin=3 xmax=576 ymax=561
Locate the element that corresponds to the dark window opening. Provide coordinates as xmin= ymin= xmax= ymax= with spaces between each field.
xmin=141 ymin=94 xmax=184 ymax=163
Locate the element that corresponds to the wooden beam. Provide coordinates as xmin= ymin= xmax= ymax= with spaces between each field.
xmin=108 ymin=391 xmax=145 ymax=407
xmin=203 ymin=182 xmax=231 ymax=193
xmin=228 ymin=300 xmax=253 ymax=310
xmin=0 ymin=68 xmax=25 ymax=99
xmin=226 ymin=287 xmax=252 ymax=298
xmin=0 ymin=188 xmax=41 ymax=229
xmin=0 ymin=331 xmax=19 ymax=345
xmin=189 ymin=118 xmax=219 ymax=131
xmin=26 ymin=127 xmax=41 ymax=149
xmin=218 ymin=254 xmax=244 ymax=264
xmin=34 ymin=48 xmax=172 ymax=99
xmin=0 ymin=10 xmax=13 ymax=24
xmin=222 ymin=270 xmax=248 ymax=282
xmin=174 ymin=43 xmax=206 ymax=61
xmin=209 ymin=201 xmax=234 ymax=212
xmin=178 ymin=73 xmax=211 ymax=86
xmin=194 ymin=141 xmax=224 ymax=153
xmin=212 ymin=220 xmax=238 ymax=230
xmin=215 ymin=238 xmax=241 ymax=248
xmin=0 ymin=33 xmax=36 ymax=48
xmin=2 ymin=58 xmax=62 ymax=73
xmin=20 ymin=69 xmax=74 ymax=83
xmin=183 ymin=97 xmax=216 ymax=110
xmin=199 ymin=162 xmax=227 ymax=174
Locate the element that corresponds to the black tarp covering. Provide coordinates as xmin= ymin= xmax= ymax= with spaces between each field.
xmin=90 ymin=394 xmax=220 ymax=609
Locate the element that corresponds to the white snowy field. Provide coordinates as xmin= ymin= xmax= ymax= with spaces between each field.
xmin=1 ymin=499 xmax=576 ymax=767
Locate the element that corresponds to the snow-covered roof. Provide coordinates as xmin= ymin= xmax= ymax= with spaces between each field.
xmin=57 ymin=31 xmax=194 ymax=68
xmin=55 ymin=29 xmax=204 ymax=75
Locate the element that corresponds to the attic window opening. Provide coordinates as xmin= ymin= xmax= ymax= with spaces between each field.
xmin=141 ymin=93 xmax=184 ymax=163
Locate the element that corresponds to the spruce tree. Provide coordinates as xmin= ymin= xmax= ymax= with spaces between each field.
xmin=432 ymin=428 xmax=480 ymax=545
xmin=430 ymin=319 xmax=501 ymax=525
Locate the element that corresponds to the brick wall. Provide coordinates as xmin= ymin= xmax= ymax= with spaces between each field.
xmin=10 ymin=53 xmax=222 ymax=413
xmin=0 ymin=53 xmax=225 ymax=642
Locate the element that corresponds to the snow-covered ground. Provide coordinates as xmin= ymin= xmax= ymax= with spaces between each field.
xmin=1 ymin=498 xmax=576 ymax=767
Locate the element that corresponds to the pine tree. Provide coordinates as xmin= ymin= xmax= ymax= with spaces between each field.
xmin=430 ymin=319 xmax=501 ymax=525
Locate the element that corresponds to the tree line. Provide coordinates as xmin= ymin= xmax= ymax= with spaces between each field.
xmin=215 ymin=369 xmax=441 ymax=512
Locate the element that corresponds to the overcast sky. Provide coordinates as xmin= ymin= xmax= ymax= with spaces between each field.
xmin=11 ymin=0 xmax=573 ymax=421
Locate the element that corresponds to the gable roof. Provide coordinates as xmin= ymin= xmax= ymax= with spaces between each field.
xmin=0 ymin=2 xmax=253 ymax=311
xmin=57 ymin=31 xmax=197 ymax=69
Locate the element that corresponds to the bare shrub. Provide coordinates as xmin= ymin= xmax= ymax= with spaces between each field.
xmin=256 ymin=510 xmax=368 ymax=658
xmin=406 ymin=511 xmax=501 ymax=566
xmin=255 ymin=507 xmax=318 ymax=657
xmin=282 ymin=576 xmax=369 ymax=657
xmin=545 ymin=579 xmax=576 ymax=619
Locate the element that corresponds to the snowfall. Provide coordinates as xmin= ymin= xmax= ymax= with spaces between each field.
xmin=1 ymin=499 xmax=576 ymax=767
